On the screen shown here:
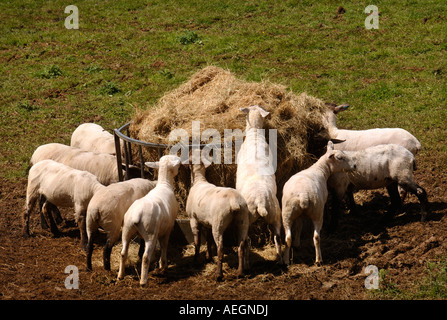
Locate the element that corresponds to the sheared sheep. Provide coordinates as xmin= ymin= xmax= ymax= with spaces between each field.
xmin=85 ymin=178 xmax=156 ymax=271
xmin=186 ymin=158 xmax=250 ymax=280
xmin=323 ymin=104 xmax=422 ymax=155
xmin=23 ymin=159 xmax=105 ymax=250
xmin=282 ymin=142 xmax=357 ymax=265
xmin=71 ymin=123 xmax=122 ymax=155
xmin=327 ymin=144 xmax=429 ymax=230
xmin=117 ymin=155 xmax=181 ymax=286
xmin=236 ymin=105 xmax=283 ymax=264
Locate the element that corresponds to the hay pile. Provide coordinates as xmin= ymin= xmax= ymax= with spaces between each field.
xmin=130 ymin=66 xmax=330 ymax=210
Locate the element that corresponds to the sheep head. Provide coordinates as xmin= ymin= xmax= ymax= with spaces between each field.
xmin=240 ymin=105 xmax=269 ymax=129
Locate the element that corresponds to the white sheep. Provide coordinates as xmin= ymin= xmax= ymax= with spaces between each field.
xmin=30 ymin=143 xmax=140 ymax=186
xmin=85 ymin=178 xmax=156 ymax=271
xmin=323 ymin=104 xmax=421 ymax=155
xmin=70 ymin=123 xmax=122 ymax=155
xmin=117 ymin=155 xmax=181 ymax=286
xmin=23 ymin=159 xmax=105 ymax=250
xmin=282 ymin=142 xmax=357 ymax=265
xmin=186 ymin=159 xmax=250 ymax=280
xmin=236 ymin=105 xmax=283 ymax=264
xmin=327 ymin=144 xmax=429 ymax=230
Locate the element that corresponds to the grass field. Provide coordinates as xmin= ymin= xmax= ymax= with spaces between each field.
xmin=0 ymin=0 xmax=446 ymax=300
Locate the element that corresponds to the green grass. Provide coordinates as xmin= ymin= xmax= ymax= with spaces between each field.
xmin=0 ymin=0 xmax=445 ymax=175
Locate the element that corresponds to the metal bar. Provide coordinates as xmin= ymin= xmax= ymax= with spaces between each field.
xmin=138 ymin=145 xmax=144 ymax=178
xmin=114 ymin=131 xmax=124 ymax=182
xmin=123 ymin=137 xmax=130 ymax=180
xmin=126 ymin=127 xmax=133 ymax=165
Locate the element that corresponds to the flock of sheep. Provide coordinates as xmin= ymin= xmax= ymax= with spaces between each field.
xmin=23 ymin=104 xmax=429 ymax=286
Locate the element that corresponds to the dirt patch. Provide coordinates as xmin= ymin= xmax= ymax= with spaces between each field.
xmin=0 ymin=159 xmax=446 ymax=300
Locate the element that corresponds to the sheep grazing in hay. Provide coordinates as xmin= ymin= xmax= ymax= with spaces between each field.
xmin=129 ymin=66 xmax=332 ymax=215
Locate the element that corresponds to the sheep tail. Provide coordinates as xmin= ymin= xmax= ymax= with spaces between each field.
xmin=286 ymin=193 xmax=310 ymax=211
xmin=257 ymin=199 xmax=269 ymax=218
xmin=229 ymin=196 xmax=241 ymax=212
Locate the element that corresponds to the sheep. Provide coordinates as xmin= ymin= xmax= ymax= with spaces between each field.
xmin=70 ymin=123 xmax=123 ymax=155
xmin=23 ymin=159 xmax=105 ymax=250
xmin=30 ymin=143 xmax=140 ymax=186
xmin=186 ymin=158 xmax=250 ymax=280
xmin=323 ymin=104 xmax=421 ymax=155
xmin=327 ymin=144 xmax=429 ymax=230
xmin=282 ymin=141 xmax=357 ymax=265
xmin=85 ymin=178 xmax=156 ymax=271
xmin=236 ymin=105 xmax=283 ymax=264
xmin=117 ymin=155 xmax=181 ymax=286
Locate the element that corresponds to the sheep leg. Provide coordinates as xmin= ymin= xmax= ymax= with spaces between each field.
xmin=213 ymin=230 xmax=224 ymax=281
xmin=283 ymin=222 xmax=292 ymax=265
xmin=38 ymin=196 xmax=49 ymax=229
xmin=23 ymin=191 xmax=38 ymax=237
xmin=206 ymin=229 xmax=215 ymax=261
xmin=235 ymin=211 xmax=249 ymax=274
xmin=140 ymin=238 xmax=157 ymax=287
xmin=237 ymin=238 xmax=246 ymax=277
xmin=404 ymin=183 xmax=429 ymax=221
xmin=37 ymin=200 xmax=58 ymax=236
xmin=312 ymin=219 xmax=323 ymax=266
xmin=86 ymin=231 xmax=95 ymax=271
xmin=346 ymin=189 xmax=358 ymax=215
xmin=103 ymin=238 xmax=113 ymax=271
xmin=76 ymin=209 xmax=88 ymax=252
xmin=158 ymin=232 xmax=170 ymax=274
xmin=272 ymin=219 xmax=283 ymax=265
xmin=190 ymin=218 xmax=201 ymax=263
xmin=327 ymin=193 xmax=343 ymax=233
xmin=118 ymin=223 xmax=137 ymax=280
xmin=41 ymin=201 xmax=61 ymax=236
xmin=282 ymin=205 xmax=300 ymax=265
xmin=386 ymin=182 xmax=402 ymax=215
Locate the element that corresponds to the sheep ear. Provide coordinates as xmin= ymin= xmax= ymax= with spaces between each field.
xmin=254 ymin=105 xmax=270 ymax=118
xmin=327 ymin=141 xmax=335 ymax=151
xmin=145 ymin=161 xmax=159 ymax=169
xmin=334 ymin=104 xmax=349 ymax=114
xmin=330 ymin=138 xmax=346 ymax=145
xmin=240 ymin=107 xmax=250 ymax=114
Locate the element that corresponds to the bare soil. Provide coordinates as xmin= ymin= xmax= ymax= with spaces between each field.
xmin=1 ymin=156 xmax=446 ymax=300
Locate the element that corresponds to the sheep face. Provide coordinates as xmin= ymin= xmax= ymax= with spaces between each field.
xmin=240 ymin=105 xmax=269 ymax=129
xmin=145 ymin=155 xmax=182 ymax=177
xmin=326 ymin=142 xmax=356 ymax=174
xmin=327 ymin=150 xmax=357 ymax=174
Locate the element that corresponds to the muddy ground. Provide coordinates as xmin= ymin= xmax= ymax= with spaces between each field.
xmin=0 ymin=157 xmax=446 ymax=301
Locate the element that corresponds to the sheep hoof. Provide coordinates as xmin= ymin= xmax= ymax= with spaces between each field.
xmin=315 ymin=261 xmax=323 ymax=267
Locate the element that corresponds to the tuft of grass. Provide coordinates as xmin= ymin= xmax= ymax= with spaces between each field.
xmin=35 ymin=65 xmax=63 ymax=79
xmin=178 ymin=30 xmax=202 ymax=45
xmin=98 ymin=81 xmax=122 ymax=95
